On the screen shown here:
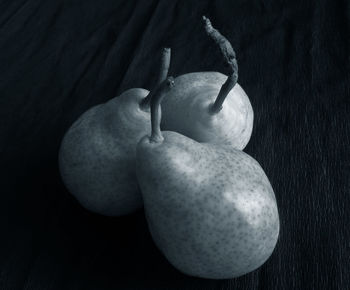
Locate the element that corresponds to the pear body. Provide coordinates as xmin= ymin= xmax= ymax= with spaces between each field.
xmin=161 ymin=72 xmax=254 ymax=150
xmin=59 ymin=88 xmax=150 ymax=216
xmin=136 ymin=132 xmax=279 ymax=279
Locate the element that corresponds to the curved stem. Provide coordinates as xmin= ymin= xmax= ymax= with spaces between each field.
xmin=140 ymin=47 xmax=171 ymax=110
xmin=202 ymin=16 xmax=239 ymax=114
xmin=209 ymin=72 xmax=238 ymax=114
xmin=150 ymin=77 xmax=175 ymax=143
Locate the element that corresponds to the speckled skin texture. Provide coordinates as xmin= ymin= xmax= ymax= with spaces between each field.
xmin=161 ymin=72 xmax=254 ymax=150
xmin=59 ymin=88 xmax=150 ymax=216
xmin=136 ymin=132 xmax=279 ymax=279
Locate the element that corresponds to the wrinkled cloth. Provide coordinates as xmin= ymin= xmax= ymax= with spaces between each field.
xmin=0 ymin=0 xmax=349 ymax=289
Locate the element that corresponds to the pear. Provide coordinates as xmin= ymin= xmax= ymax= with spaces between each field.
xmin=136 ymin=78 xmax=279 ymax=279
xmin=161 ymin=17 xmax=253 ymax=150
xmin=58 ymin=48 xmax=171 ymax=216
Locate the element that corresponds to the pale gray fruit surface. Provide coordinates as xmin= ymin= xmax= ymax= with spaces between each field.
xmin=161 ymin=72 xmax=254 ymax=150
xmin=59 ymin=88 xmax=150 ymax=216
xmin=136 ymin=132 xmax=279 ymax=279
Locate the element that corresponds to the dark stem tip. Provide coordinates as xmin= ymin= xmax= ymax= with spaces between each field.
xmin=165 ymin=76 xmax=175 ymax=88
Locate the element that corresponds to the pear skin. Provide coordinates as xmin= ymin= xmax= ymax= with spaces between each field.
xmin=59 ymin=88 xmax=150 ymax=216
xmin=136 ymin=131 xmax=279 ymax=279
xmin=59 ymin=48 xmax=172 ymax=216
xmin=161 ymin=72 xmax=253 ymax=149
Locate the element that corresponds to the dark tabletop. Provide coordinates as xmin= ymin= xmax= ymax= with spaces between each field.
xmin=0 ymin=0 xmax=349 ymax=289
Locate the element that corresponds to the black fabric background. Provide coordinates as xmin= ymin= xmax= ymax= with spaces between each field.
xmin=0 ymin=0 xmax=349 ymax=289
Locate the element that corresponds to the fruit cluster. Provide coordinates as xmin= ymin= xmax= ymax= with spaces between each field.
xmin=59 ymin=17 xmax=279 ymax=279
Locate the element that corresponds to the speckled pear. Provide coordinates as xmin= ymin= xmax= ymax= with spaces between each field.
xmin=136 ymin=76 xmax=280 ymax=279
xmin=58 ymin=48 xmax=171 ymax=216
xmin=161 ymin=71 xmax=253 ymax=149
xmin=161 ymin=17 xmax=253 ymax=150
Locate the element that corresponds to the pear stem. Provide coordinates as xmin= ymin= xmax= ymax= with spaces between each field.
xmin=202 ymin=16 xmax=239 ymax=114
xmin=150 ymin=77 xmax=175 ymax=143
xmin=140 ymin=47 xmax=171 ymax=110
